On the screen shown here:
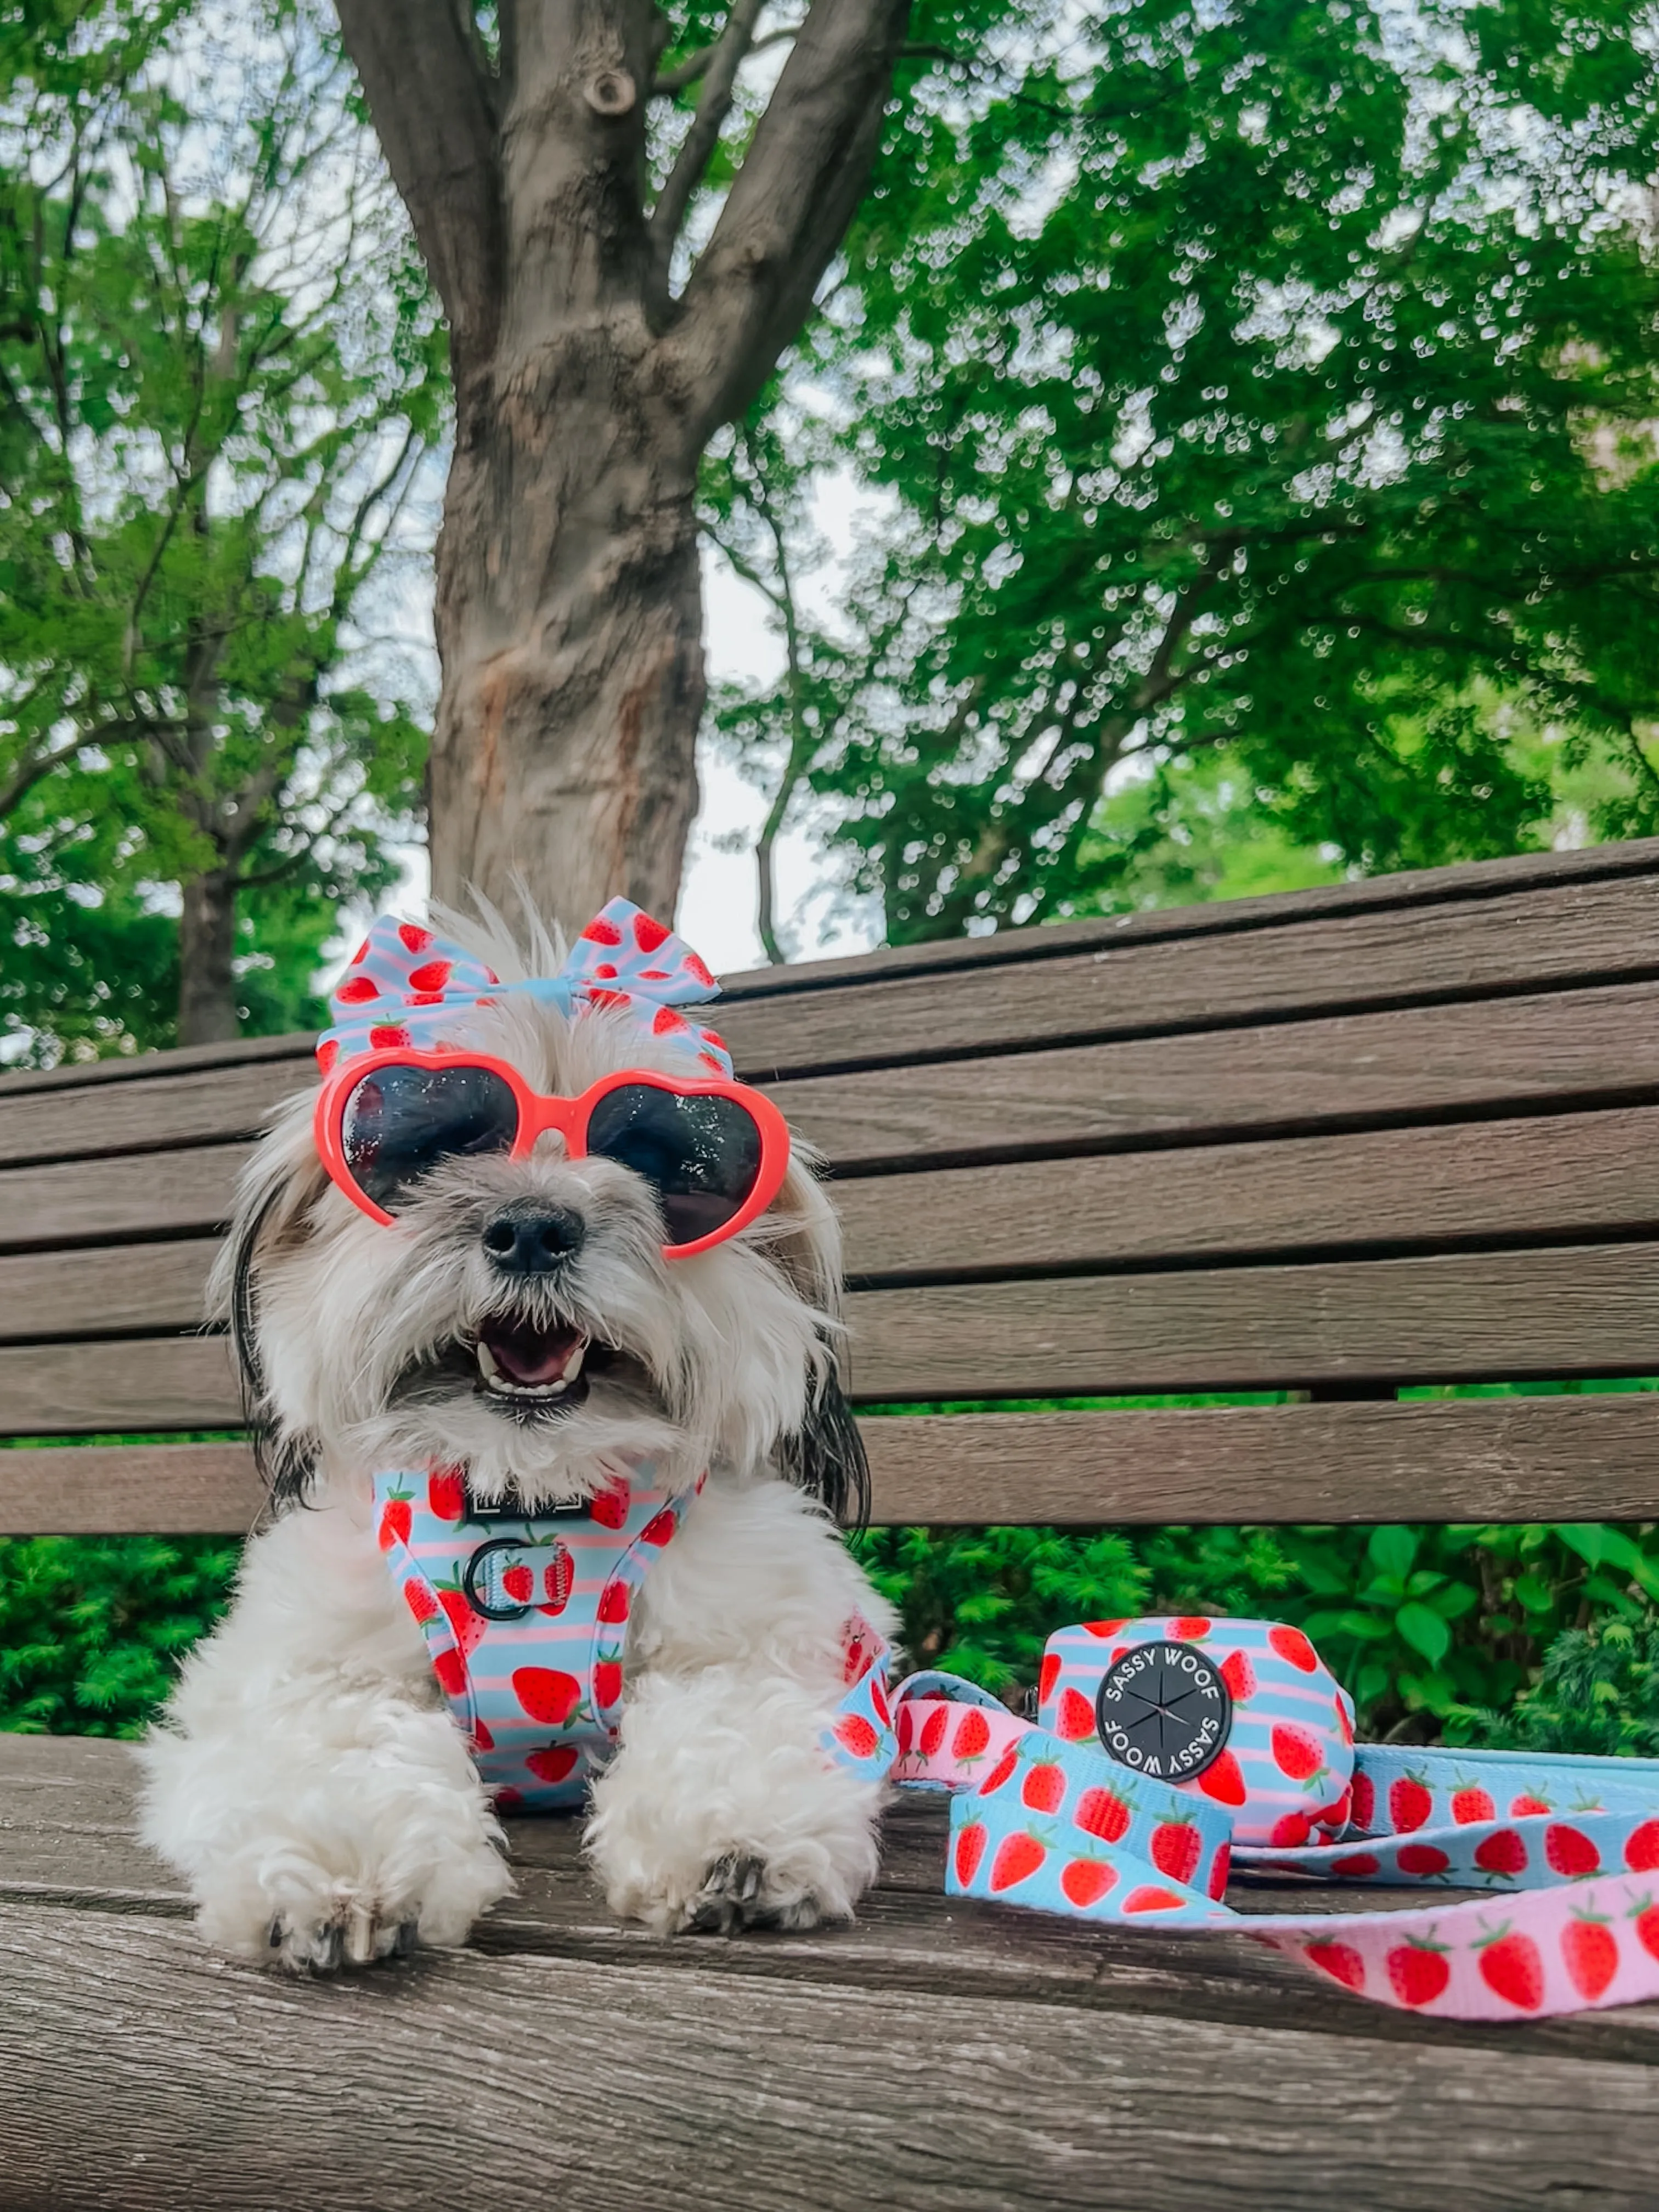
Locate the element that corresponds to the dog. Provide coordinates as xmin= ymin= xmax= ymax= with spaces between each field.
xmin=139 ymin=897 xmax=895 ymax=1970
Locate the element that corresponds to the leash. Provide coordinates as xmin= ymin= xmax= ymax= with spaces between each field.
xmin=823 ymin=1614 xmax=1659 ymax=2022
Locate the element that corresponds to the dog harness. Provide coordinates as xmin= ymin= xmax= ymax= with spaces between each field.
xmin=374 ymin=1459 xmax=698 ymax=1809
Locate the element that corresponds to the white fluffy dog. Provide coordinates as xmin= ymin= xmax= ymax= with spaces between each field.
xmin=139 ymin=904 xmax=894 ymax=1970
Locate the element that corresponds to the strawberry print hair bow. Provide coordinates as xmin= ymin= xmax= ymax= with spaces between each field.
xmin=317 ymin=899 xmax=732 ymax=1079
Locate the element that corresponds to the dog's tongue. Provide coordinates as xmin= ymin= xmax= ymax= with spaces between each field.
xmin=481 ymin=1323 xmax=585 ymax=1387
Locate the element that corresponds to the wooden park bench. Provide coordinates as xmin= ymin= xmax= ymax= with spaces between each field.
xmin=6 ymin=835 xmax=1659 ymax=2208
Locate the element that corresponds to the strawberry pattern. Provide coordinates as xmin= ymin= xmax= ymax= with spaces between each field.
xmin=1037 ymin=1617 xmax=1357 ymax=1845
xmin=375 ymin=1457 xmax=698 ymax=1809
xmin=319 ymin=899 xmax=732 ymax=1079
xmin=863 ymin=1614 xmax=1659 ymax=2022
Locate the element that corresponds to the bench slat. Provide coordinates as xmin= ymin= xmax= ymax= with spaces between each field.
xmin=0 ymin=1061 xmax=307 ymax=1172
xmin=727 ymin=873 xmax=1659 ymax=1078
xmin=5 ymin=1737 xmax=1655 ymax=2209
xmin=3 ymin=1852 xmax=1657 ymax=2209
xmin=8 ymin=1105 xmax=1658 ymax=1300
xmin=5 ymin=1244 xmax=1659 ymax=1429
xmin=7 ymin=975 xmax=1657 ymax=1192
xmin=849 ymin=1245 xmax=1659 ymax=1398
xmin=5 ymin=1396 xmax=1659 ymax=1531
xmin=769 ymin=980 xmax=1659 ymax=1172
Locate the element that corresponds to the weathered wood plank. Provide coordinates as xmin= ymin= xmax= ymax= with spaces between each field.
xmin=0 ymin=1334 xmax=236 ymax=1434
xmin=4 ymin=1737 xmax=1657 ymax=2075
xmin=769 ymin=981 xmax=1659 ymax=1172
xmin=0 ymin=1142 xmax=250 ymax=1252
xmin=0 ymin=1442 xmax=261 ymax=1534
xmin=6 ymin=1395 xmax=1659 ymax=1532
xmin=848 ymin=1245 xmax=1659 ymax=1400
xmin=4 ymin=1892 xmax=1659 ymax=2210
xmin=859 ymin=1396 xmax=1659 ymax=1524
xmin=0 ymin=1059 xmax=304 ymax=1171
xmin=0 ymin=1239 xmax=218 ymax=1340
xmin=836 ymin=1106 xmax=1659 ymax=1281
xmin=8 ymin=1243 xmax=1659 ymax=1432
xmin=9 ymin=1105 xmax=1658 ymax=1301
xmin=711 ymin=832 xmax=1659 ymax=995
xmin=726 ymin=872 xmax=1659 ymax=1079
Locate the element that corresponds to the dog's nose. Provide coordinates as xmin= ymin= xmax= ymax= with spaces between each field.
xmin=481 ymin=1201 xmax=586 ymax=1273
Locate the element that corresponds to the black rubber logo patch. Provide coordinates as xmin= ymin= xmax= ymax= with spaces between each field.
xmin=1092 ymin=1639 xmax=1233 ymax=1782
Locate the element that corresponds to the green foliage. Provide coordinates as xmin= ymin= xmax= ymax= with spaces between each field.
xmin=709 ymin=0 xmax=1659 ymax=944
xmin=0 ymin=0 xmax=441 ymax=1060
xmin=1453 ymin=1618 xmax=1659 ymax=1759
xmin=0 ymin=1533 xmax=237 ymax=1736
xmin=854 ymin=1509 xmax=1659 ymax=1740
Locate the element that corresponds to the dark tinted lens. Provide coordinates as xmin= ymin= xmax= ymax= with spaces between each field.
xmin=340 ymin=1063 xmax=519 ymax=1212
xmin=585 ymin=1084 xmax=764 ymax=1246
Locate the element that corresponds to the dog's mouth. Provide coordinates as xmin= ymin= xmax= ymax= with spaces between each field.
xmin=472 ymin=1319 xmax=608 ymax=1413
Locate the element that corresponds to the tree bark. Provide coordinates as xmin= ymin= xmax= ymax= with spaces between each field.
xmin=176 ymin=866 xmax=240 ymax=1047
xmin=336 ymin=0 xmax=914 ymax=936
xmin=430 ymin=321 xmax=707 ymax=929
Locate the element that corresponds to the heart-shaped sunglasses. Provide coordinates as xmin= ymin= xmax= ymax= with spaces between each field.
xmin=314 ymin=1050 xmax=791 ymax=1258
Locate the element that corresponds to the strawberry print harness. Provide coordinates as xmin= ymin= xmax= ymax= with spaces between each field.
xmin=375 ymin=1460 xmax=697 ymax=1810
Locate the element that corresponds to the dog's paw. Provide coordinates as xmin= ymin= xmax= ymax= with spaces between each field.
xmin=585 ymin=1673 xmax=884 ymax=1938
xmin=191 ymin=1826 xmax=514 ymax=1974
xmin=680 ymin=1850 xmax=832 ymax=1936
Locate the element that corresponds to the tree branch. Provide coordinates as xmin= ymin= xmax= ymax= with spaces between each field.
xmin=332 ymin=0 xmax=504 ymax=377
xmin=668 ymin=0 xmax=914 ymax=441
xmin=0 ymin=725 xmax=94 ymax=820
xmin=653 ymin=24 xmax=793 ymax=95
xmin=650 ymin=0 xmax=769 ymax=287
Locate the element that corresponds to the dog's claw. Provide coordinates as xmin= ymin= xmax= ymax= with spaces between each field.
xmin=343 ymin=1905 xmax=377 ymax=1966
xmin=687 ymin=1852 xmax=771 ymax=1935
xmin=393 ymin=1918 xmax=419 ymax=1958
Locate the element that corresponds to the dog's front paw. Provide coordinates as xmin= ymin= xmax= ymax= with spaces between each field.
xmin=141 ymin=1698 xmax=515 ymax=1973
xmin=196 ymin=1824 xmax=513 ymax=1973
xmin=585 ymin=1672 xmax=884 ymax=1938
xmin=184 ymin=1814 xmax=514 ymax=1974
xmin=680 ymin=1849 xmax=835 ymax=1936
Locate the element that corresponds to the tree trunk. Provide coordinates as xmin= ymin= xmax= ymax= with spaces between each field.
xmin=176 ymin=866 xmax=240 ymax=1047
xmin=430 ymin=350 xmax=705 ymax=933
xmin=334 ymin=0 xmax=915 ymax=938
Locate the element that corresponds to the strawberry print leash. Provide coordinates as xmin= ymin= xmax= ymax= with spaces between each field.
xmin=822 ymin=1615 xmax=1659 ymax=2023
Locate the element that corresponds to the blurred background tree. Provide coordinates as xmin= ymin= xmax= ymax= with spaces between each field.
xmin=706 ymin=0 xmax=1659 ymax=948
xmin=0 ymin=0 xmax=440 ymax=1060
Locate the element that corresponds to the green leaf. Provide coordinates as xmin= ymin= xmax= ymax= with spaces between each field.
xmin=1396 ymin=1602 xmax=1452 ymax=1666
xmin=1369 ymin=1527 xmax=1419 ymax=1582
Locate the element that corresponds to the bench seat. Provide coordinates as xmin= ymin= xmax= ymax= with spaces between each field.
xmin=3 ymin=1733 xmax=1658 ymax=2210
xmin=10 ymin=838 xmax=1659 ymax=2202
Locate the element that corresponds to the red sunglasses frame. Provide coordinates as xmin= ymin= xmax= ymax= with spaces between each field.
xmin=313 ymin=1048 xmax=792 ymax=1259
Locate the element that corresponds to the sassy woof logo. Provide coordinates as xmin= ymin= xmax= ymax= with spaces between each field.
xmin=1093 ymin=1639 xmax=1234 ymax=1783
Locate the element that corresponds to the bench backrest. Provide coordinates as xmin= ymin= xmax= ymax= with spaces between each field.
xmin=5 ymin=838 xmax=1659 ymax=1536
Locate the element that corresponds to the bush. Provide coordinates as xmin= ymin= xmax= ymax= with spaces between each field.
xmin=0 ymin=1536 xmax=239 ymax=1737
xmin=8 ymin=1514 xmax=1659 ymax=1746
xmin=853 ymin=1519 xmax=1659 ymax=1739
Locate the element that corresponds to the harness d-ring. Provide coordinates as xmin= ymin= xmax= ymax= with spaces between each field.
xmin=461 ymin=1537 xmax=533 ymax=1622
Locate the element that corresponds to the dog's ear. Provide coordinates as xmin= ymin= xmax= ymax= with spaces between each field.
xmin=211 ymin=1096 xmax=324 ymax=1513
xmin=778 ymin=1354 xmax=871 ymax=1533
xmin=765 ymin=1147 xmax=872 ymax=1532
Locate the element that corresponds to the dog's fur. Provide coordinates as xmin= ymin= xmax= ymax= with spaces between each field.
xmin=139 ymin=907 xmax=895 ymax=1970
